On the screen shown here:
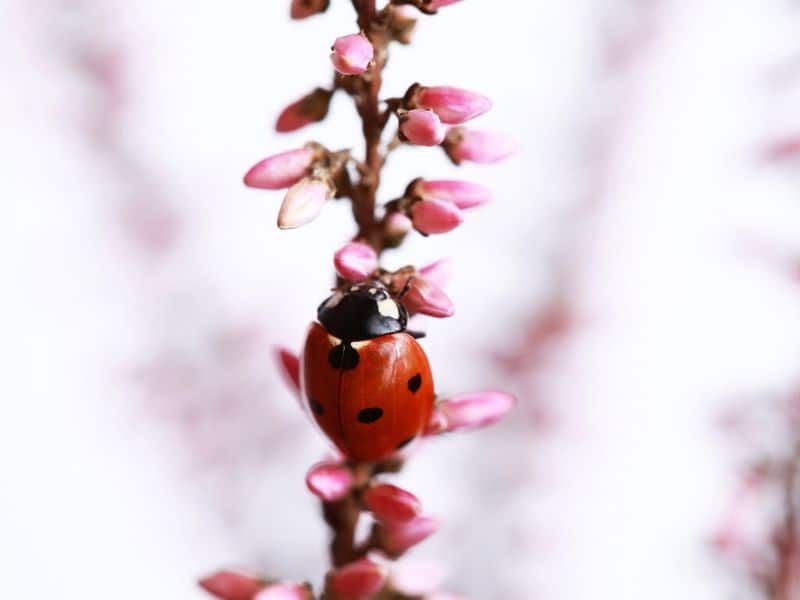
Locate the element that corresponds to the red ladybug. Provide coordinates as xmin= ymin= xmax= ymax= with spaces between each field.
xmin=301 ymin=281 xmax=434 ymax=462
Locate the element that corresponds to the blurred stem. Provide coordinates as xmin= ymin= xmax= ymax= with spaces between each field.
xmin=773 ymin=443 xmax=800 ymax=600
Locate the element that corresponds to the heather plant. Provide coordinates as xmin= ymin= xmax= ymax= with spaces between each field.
xmin=200 ymin=2 xmax=516 ymax=598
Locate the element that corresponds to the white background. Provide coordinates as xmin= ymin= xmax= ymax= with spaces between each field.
xmin=3 ymin=0 xmax=800 ymax=598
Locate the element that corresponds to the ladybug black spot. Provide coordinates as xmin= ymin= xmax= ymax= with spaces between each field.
xmin=309 ymin=398 xmax=324 ymax=416
xmin=357 ymin=407 xmax=384 ymax=424
xmin=328 ymin=343 xmax=359 ymax=370
xmin=407 ymin=373 xmax=422 ymax=393
xmin=396 ymin=436 xmax=415 ymax=450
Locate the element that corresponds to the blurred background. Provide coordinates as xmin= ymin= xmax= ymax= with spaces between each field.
xmin=4 ymin=0 xmax=800 ymax=598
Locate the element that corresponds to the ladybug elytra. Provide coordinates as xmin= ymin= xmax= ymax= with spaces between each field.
xmin=301 ymin=281 xmax=434 ymax=462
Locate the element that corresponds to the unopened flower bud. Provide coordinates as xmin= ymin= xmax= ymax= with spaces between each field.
xmin=277 ymin=177 xmax=333 ymax=229
xmin=412 ymin=86 xmax=492 ymax=125
xmin=414 ymin=179 xmax=492 ymax=210
xmin=402 ymin=277 xmax=454 ymax=318
xmin=330 ymin=33 xmax=374 ymax=76
xmin=429 ymin=0 xmax=462 ymax=9
xmin=382 ymin=516 xmax=439 ymax=554
xmin=290 ymin=0 xmax=329 ymax=19
xmin=399 ymin=109 xmax=446 ymax=146
xmin=274 ymin=347 xmax=300 ymax=397
xmin=418 ymin=258 xmax=453 ymax=288
xmin=436 ymin=391 xmax=516 ymax=432
xmin=443 ymin=128 xmax=518 ymax=164
xmin=254 ymin=584 xmax=313 ymax=600
xmin=329 ymin=559 xmax=387 ymax=599
xmin=334 ymin=241 xmax=378 ymax=281
xmin=275 ymin=88 xmax=332 ymax=133
xmin=199 ymin=569 xmax=266 ymax=600
xmin=244 ymin=147 xmax=316 ymax=190
xmin=410 ymin=199 xmax=463 ymax=234
xmin=306 ymin=461 xmax=354 ymax=502
xmin=364 ymin=484 xmax=422 ymax=522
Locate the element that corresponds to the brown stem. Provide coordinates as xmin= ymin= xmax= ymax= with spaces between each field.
xmin=773 ymin=443 xmax=800 ymax=599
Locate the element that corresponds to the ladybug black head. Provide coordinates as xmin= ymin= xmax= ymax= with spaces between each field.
xmin=317 ymin=281 xmax=408 ymax=341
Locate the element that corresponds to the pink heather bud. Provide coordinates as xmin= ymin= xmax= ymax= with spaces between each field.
xmin=418 ymin=259 xmax=453 ymax=288
xmin=274 ymin=347 xmax=300 ymax=397
xmin=330 ymin=33 xmax=374 ymax=76
xmin=399 ymin=109 xmax=446 ymax=146
xmin=334 ymin=241 xmax=378 ymax=282
xmin=443 ymin=128 xmax=518 ymax=165
xmin=254 ymin=584 xmax=312 ymax=600
xmin=306 ymin=461 xmax=354 ymax=502
xmin=278 ymin=177 xmax=333 ymax=229
xmin=429 ymin=0 xmax=462 ymax=9
xmin=424 ymin=407 xmax=448 ymax=436
xmin=382 ymin=516 xmax=439 ymax=554
xmin=290 ymin=0 xmax=329 ymax=19
xmin=199 ymin=569 xmax=265 ymax=600
xmin=437 ymin=391 xmax=516 ymax=432
xmin=414 ymin=86 xmax=492 ymax=125
xmin=364 ymin=484 xmax=422 ymax=522
xmin=402 ymin=277 xmax=454 ymax=318
xmin=409 ymin=199 xmax=463 ymax=235
xmin=244 ymin=147 xmax=316 ymax=190
xmin=329 ymin=559 xmax=387 ymax=599
xmin=415 ymin=179 xmax=492 ymax=210
xmin=383 ymin=212 xmax=413 ymax=248
xmin=275 ymin=88 xmax=332 ymax=133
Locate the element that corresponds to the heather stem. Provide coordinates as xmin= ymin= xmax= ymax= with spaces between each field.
xmin=774 ymin=443 xmax=800 ymax=599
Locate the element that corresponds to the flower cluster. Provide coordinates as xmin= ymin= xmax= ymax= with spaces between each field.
xmin=202 ymin=1 xmax=517 ymax=598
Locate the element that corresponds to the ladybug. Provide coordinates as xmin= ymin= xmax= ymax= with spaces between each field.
xmin=301 ymin=281 xmax=434 ymax=462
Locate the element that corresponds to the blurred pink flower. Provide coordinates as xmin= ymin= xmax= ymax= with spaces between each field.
xmin=199 ymin=569 xmax=265 ymax=600
xmin=306 ymin=461 xmax=354 ymax=502
xmin=331 ymin=33 xmax=374 ymax=75
xmin=443 ymin=128 xmax=518 ymax=164
xmin=328 ymin=559 xmax=387 ymax=598
xmin=382 ymin=516 xmax=439 ymax=554
xmin=334 ymin=241 xmax=379 ymax=281
xmin=410 ymin=199 xmax=463 ymax=234
xmin=418 ymin=258 xmax=453 ymax=288
xmin=244 ymin=147 xmax=316 ymax=190
xmin=364 ymin=484 xmax=422 ymax=522
xmin=429 ymin=391 xmax=516 ymax=433
xmin=278 ymin=178 xmax=333 ymax=229
xmin=400 ymin=109 xmax=447 ymax=146
xmin=401 ymin=276 xmax=455 ymax=318
xmin=414 ymin=86 xmax=491 ymax=125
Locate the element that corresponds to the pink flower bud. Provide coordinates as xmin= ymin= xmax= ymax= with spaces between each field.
xmin=414 ymin=86 xmax=492 ymax=125
xmin=274 ymin=347 xmax=300 ymax=398
xmin=415 ymin=179 xmax=492 ymax=210
xmin=400 ymin=109 xmax=446 ymax=146
xmin=364 ymin=484 xmax=422 ymax=522
xmin=254 ymin=584 xmax=313 ymax=600
xmin=330 ymin=33 xmax=374 ymax=75
xmin=334 ymin=241 xmax=378 ymax=281
xmin=244 ymin=147 xmax=316 ymax=190
xmin=329 ymin=559 xmax=387 ymax=599
xmin=429 ymin=0 xmax=462 ymax=9
xmin=424 ymin=407 xmax=448 ymax=436
xmin=436 ymin=391 xmax=516 ymax=432
xmin=290 ymin=0 xmax=329 ymax=19
xmin=382 ymin=516 xmax=439 ymax=554
xmin=443 ymin=128 xmax=518 ymax=165
xmin=409 ymin=199 xmax=463 ymax=235
xmin=418 ymin=259 xmax=453 ymax=288
xmin=199 ymin=569 xmax=266 ymax=600
xmin=402 ymin=277 xmax=454 ymax=318
xmin=277 ymin=177 xmax=333 ymax=230
xmin=306 ymin=461 xmax=354 ymax=502
xmin=275 ymin=88 xmax=332 ymax=133
xmin=765 ymin=136 xmax=800 ymax=162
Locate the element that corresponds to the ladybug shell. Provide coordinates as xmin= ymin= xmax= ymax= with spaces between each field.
xmin=301 ymin=321 xmax=434 ymax=462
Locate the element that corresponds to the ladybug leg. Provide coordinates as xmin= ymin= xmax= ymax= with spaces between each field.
xmin=407 ymin=329 xmax=426 ymax=339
